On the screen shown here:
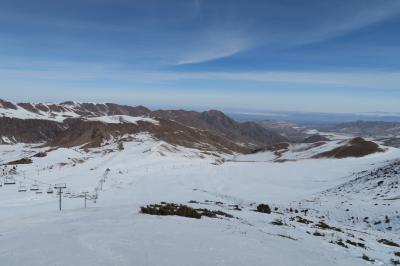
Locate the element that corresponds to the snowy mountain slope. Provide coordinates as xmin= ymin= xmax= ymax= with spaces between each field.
xmin=85 ymin=115 xmax=159 ymax=124
xmin=0 ymin=99 xmax=149 ymax=122
xmin=233 ymin=138 xmax=388 ymax=162
xmin=1 ymin=134 xmax=400 ymax=265
xmin=301 ymin=160 xmax=400 ymax=232
xmin=0 ymin=98 xmax=287 ymax=148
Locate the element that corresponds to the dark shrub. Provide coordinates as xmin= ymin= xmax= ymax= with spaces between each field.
xmin=7 ymin=158 xmax=33 ymax=165
xmin=141 ymin=203 xmax=201 ymax=219
xmin=256 ymin=204 xmax=271 ymax=214
xmin=313 ymin=231 xmax=324 ymax=237
xmin=362 ymin=254 xmax=374 ymax=262
xmin=346 ymin=239 xmax=365 ymax=248
xmin=140 ymin=203 xmax=233 ymax=219
xmin=293 ymin=216 xmax=313 ymax=224
xmin=196 ymin=208 xmax=233 ymax=218
xmin=315 ymin=221 xmax=342 ymax=232
xmin=392 ymin=259 xmax=400 ymax=265
xmin=33 ymin=152 xmax=47 ymax=158
xmin=377 ymin=239 xmax=400 ymax=247
xmin=336 ymin=239 xmax=348 ymax=248
xmin=270 ymin=219 xmax=284 ymax=226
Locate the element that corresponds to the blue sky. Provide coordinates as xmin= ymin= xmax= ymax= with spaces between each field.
xmin=1 ymin=0 xmax=400 ymax=113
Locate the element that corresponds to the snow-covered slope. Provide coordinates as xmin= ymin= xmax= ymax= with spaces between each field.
xmin=85 ymin=115 xmax=159 ymax=125
xmin=0 ymin=101 xmax=80 ymax=122
xmin=233 ymin=138 xmax=388 ymax=162
xmin=0 ymin=98 xmax=287 ymax=150
xmin=0 ymin=99 xmax=149 ymax=122
xmin=1 ymin=133 xmax=400 ymax=265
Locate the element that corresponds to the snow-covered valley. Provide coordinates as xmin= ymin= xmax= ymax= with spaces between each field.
xmin=1 ymin=133 xmax=400 ymax=265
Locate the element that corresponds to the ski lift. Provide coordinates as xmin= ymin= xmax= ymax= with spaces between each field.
xmin=35 ymin=189 xmax=43 ymax=194
xmin=0 ymin=181 xmax=2 ymax=187
xmin=46 ymin=186 xmax=54 ymax=194
xmin=30 ymin=183 xmax=39 ymax=191
xmin=18 ymin=183 xmax=27 ymax=192
xmin=4 ymin=176 xmax=16 ymax=185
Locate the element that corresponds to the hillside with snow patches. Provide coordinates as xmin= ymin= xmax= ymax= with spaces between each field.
xmin=0 ymin=100 xmax=400 ymax=265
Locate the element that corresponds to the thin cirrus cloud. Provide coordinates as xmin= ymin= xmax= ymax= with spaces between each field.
xmin=2 ymin=1 xmax=397 ymax=66
xmin=1 ymin=65 xmax=400 ymax=89
xmin=0 ymin=0 xmax=400 ymax=112
xmin=287 ymin=1 xmax=400 ymax=47
xmin=174 ymin=1 xmax=400 ymax=65
xmin=175 ymin=31 xmax=252 ymax=65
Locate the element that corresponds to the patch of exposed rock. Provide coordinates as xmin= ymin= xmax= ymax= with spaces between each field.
xmin=314 ymin=137 xmax=383 ymax=159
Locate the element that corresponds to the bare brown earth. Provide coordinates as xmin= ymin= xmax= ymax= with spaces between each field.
xmin=0 ymin=99 xmax=287 ymax=152
xmin=314 ymin=137 xmax=383 ymax=159
xmin=0 ymin=117 xmax=65 ymax=144
xmin=152 ymin=109 xmax=287 ymax=146
xmin=48 ymin=118 xmax=251 ymax=154
xmin=6 ymin=158 xmax=33 ymax=165
xmin=0 ymin=99 xmax=17 ymax=110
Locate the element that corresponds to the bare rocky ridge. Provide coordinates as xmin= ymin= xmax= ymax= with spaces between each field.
xmin=314 ymin=137 xmax=384 ymax=159
xmin=0 ymin=99 xmax=282 ymax=153
xmin=0 ymin=99 xmax=18 ymax=110
xmin=49 ymin=118 xmax=249 ymax=153
xmin=2 ymin=99 xmax=388 ymax=157
xmin=0 ymin=117 xmax=65 ymax=144
xmin=152 ymin=109 xmax=287 ymax=146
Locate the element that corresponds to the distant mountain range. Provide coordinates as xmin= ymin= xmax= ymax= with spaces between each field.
xmin=0 ymin=99 xmax=287 ymax=153
xmin=325 ymin=121 xmax=400 ymax=138
xmin=2 ymin=98 xmax=397 ymax=153
xmin=322 ymin=121 xmax=400 ymax=148
xmin=229 ymin=110 xmax=400 ymax=125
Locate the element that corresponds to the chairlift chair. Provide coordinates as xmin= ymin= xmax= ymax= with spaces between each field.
xmin=18 ymin=183 xmax=27 ymax=192
xmin=4 ymin=176 xmax=16 ymax=185
xmin=0 ymin=181 xmax=2 ymax=187
xmin=30 ymin=183 xmax=39 ymax=191
xmin=46 ymin=186 xmax=54 ymax=194
xmin=35 ymin=189 xmax=43 ymax=194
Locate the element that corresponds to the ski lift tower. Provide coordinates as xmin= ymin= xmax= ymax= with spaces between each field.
xmin=54 ymin=183 xmax=67 ymax=211
xmin=82 ymin=191 xmax=89 ymax=208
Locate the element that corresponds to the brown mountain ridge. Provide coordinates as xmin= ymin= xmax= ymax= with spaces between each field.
xmin=0 ymin=99 xmax=287 ymax=153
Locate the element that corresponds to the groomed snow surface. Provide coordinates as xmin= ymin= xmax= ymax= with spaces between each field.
xmin=0 ymin=134 xmax=399 ymax=266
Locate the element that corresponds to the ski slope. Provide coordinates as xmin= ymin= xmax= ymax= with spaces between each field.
xmin=0 ymin=133 xmax=400 ymax=265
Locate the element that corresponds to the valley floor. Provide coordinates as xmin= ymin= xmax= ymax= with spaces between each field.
xmin=0 ymin=135 xmax=400 ymax=265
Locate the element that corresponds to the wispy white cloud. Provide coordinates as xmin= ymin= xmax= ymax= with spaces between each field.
xmin=176 ymin=43 xmax=245 ymax=65
xmin=176 ymin=32 xmax=251 ymax=65
xmin=176 ymin=1 xmax=400 ymax=64
xmin=299 ymin=1 xmax=400 ymax=45
xmin=1 ymin=1 xmax=399 ymax=67
xmin=1 ymin=62 xmax=400 ymax=89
